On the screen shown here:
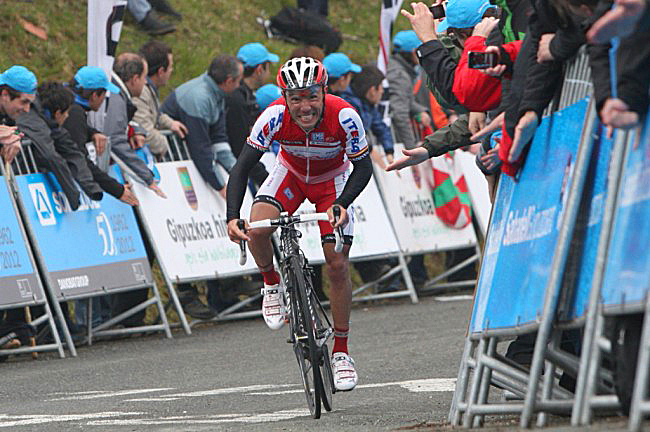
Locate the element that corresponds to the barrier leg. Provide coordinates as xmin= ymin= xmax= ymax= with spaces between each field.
xmin=87 ymin=298 xmax=93 ymax=346
xmin=398 ymin=251 xmax=418 ymax=303
xmin=43 ymin=300 xmax=65 ymax=358
xmin=464 ymin=337 xmax=487 ymax=428
xmin=152 ymin=281 xmax=172 ymax=339
xmin=164 ymin=273 xmax=192 ymax=334
xmin=536 ymin=359 xmax=556 ymax=427
xmin=473 ymin=337 xmax=496 ymax=427
xmin=449 ymin=337 xmax=475 ymax=425
xmin=629 ymin=295 xmax=650 ymax=431
xmin=582 ymin=309 xmax=606 ymax=424
xmin=52 ymin=297 xmax=77 ymax=357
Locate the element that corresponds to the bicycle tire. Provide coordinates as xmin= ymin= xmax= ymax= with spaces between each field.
xmin=305 ymin=261 xmax=334 ymax=411
xmin=289 ymin=256 xmax=323 ymax=419
xmin=320 ymin=343 xmax=334 ymax=412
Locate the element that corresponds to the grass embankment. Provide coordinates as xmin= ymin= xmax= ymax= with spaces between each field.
xmin=0 ymin=0 xmax=412 ymax=99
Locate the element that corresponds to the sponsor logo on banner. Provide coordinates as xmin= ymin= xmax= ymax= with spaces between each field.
xmin=177 ymin=167 xmax=198 ymax=210
xmin=17 ymin=279 xmax=32 ymax=298
xmin=28 ymin=183 xmax=56 ymax=226
xmin=132 ymin=262 xmax=146 ymax=281
xmin=96 ymin=212 xmax=116 ymax=256
xmin=57 ymin=275 xmax=90 ymax=290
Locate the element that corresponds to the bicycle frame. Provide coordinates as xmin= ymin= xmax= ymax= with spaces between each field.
xmin=238 ymin=212 xmax=340 ymax=418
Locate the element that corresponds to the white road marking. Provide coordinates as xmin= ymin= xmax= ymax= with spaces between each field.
xmin=0 ymin=378 xmax=457 ymax=427
xmin=126 ymin=384 xmax=294 ymax=401
xmin=86 ymin=409 xmax=311 ymax=426
xmin=46 ymin=388 xmax=173 ymax=401
xmin=244 ymin=378 xmax=457 ymax=396
xmin=126 ymin=398 xmax=181 ymax=402
xmin=0 ymin=412 xmax=144 ymax=428
xmin=434 ymin=294 xmax=473 ymax=302
xmin=397 ymin=378 xmax=456 ymax=392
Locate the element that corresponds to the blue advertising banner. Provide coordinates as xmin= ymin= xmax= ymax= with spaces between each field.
xmin=470 ymin=99 xmax=588 ymax=334
xmin=0 ymin=177 xmax=43 ymax=307
xmin=558 ymin=126 xmax=612 ymax=322
xmin=601 ymin=120 xmax=650 ymax=314
xmin=14 ymin=168 xmax=152 ymax=298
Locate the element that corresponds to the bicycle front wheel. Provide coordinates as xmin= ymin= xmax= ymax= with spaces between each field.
xmin=289 ymin=256 xmax=323 ymax=419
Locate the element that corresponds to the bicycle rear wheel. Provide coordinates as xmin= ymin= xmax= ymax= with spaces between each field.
xmin=289 ymin=256 xmax=323 ymax=419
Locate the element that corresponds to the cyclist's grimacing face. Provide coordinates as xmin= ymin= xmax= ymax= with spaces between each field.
xmin=285 ymin=85 xmax=324 ymax=130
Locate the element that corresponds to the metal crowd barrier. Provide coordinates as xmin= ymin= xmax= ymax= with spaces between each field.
xmin=447 ymin=47 xmax=628 ymax=428
xmin=7 ymin=139 xmax=171 ymax=356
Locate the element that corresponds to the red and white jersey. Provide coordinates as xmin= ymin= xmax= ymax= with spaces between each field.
xmin=247 ymin=94 xmax=369 ymax=184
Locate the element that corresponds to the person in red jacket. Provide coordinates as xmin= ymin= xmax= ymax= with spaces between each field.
xmin=453 ymin=32 xmax=523 ymax=112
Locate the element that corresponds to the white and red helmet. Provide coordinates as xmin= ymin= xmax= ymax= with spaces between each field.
xmin=276 ymin=57 xmax=328 ymax=91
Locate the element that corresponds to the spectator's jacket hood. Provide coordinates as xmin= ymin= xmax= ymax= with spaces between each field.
xmin=111 ymin=71 xmax=132 ymax=101
xmin=110 ymin=72 xmax=137 ymax=122
xmin=74 ymin=94 xmax=92 ymax=111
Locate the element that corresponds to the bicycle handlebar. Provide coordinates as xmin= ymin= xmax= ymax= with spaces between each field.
xmin=237 ymin=211 xmax=344 ymax=266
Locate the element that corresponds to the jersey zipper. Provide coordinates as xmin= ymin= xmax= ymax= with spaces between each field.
xmin=305 ymin=132 xmax=310 ymax=183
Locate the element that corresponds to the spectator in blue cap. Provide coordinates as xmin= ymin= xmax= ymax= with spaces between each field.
xmin=324 ymin=52 xmax=361 ymax=96
xmin=255 ymin=84 xmax=283 ymax=154
xmin=386 ymin=30 xmax=431 ymax=152
xmin=0 ymin=66 xmax=37 ymax=120
xmin=0 ymin=65 xmax=37 ymax=163
xmin=436 ymin=0 xmax=497 ymax=33
xmin=256 ymin=83 xmax=282 ymax=111
xmin=225 ymin=43 xmax=280 ymax=187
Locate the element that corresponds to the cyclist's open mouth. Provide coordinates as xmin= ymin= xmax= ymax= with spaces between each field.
xmin=298 ymin=111 xmax=316 ymax=123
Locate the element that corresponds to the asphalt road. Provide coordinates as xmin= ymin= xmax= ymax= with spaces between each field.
xmin=0 ymin=295 xmax=632 ymax=431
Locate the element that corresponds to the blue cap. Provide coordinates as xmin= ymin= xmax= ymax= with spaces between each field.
xmin=0 ymin=65 xmax=38 ymax=94
xmin=256 ymin=84 xmax=282 ymax=111
xmin=323 ymin=53 xmax=361 ymax=78
xmin=74 ymin=66 xmax=120 ymax=94
xmin=392 ymin=30 xmax=422 ymax=53
xmin=237 ymin=43 xmax=280 ymax=67
xmin=437 ymin=0 xmax=497 ymax=33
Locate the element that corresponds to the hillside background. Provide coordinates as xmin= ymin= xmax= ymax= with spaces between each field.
xmin=0 ymin=0 xmax=412 ymax=99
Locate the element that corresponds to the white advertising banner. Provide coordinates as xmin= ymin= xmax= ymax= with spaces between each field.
xmin=87 ymin=0 xmax=126 ymax=132
xmin=131 ymin=161 xmax=258 ymax=280
xmin=374 ymin=145 xmax=477 ymax=254
xmin=256 ymin=154 xmax=401 ymax=265
xmin=456 ymin=150 xmax=492 ymax=235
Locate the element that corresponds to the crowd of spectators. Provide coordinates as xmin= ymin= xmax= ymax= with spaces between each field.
xmin=0 ymin=0 xmax=647 ymax=349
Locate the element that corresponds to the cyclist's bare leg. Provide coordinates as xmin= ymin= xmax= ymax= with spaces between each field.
xmin=248 ymin=202 xmax=280 ymax=271
xmin=322 ymin=243 xmax=352 ymax=331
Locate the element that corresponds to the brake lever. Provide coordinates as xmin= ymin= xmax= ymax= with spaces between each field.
xmin=237 ymin=219 xmax=247 ymax=265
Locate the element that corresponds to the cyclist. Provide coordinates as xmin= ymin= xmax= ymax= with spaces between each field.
xmin=226 ymin=57 xmax=372 ymax=391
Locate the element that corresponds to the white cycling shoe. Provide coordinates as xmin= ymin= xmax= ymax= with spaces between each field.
xmin=331 ymin=352 xmax=358 ymax=391
xmin=261 ymin=283 xmax=287 ymax=330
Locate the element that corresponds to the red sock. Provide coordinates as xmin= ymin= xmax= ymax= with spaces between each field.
xmin=261 ymin=268 xmax=281 ymax=286
xmin=333 ymin=327 xmax=349 ymax=354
